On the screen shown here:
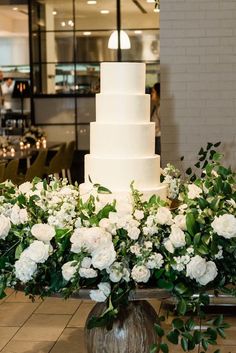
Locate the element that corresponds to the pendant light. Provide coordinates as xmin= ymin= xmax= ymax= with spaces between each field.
xmin=108 ymin=30 xmax=131 ymax=49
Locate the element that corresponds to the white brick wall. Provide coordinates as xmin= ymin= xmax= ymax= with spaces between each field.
xmin=160 ymin=0 xmax=236 ymax=171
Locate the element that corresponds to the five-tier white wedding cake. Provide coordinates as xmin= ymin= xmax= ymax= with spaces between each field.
xmin=81 ymin=62 xmax=167 ymax=200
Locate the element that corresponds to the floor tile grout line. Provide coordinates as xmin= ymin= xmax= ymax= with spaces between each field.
xmin=0 ymin=299 xmax=43 ymax=352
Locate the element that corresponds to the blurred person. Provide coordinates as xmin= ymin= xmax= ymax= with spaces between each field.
xmin=1 ymin=77 xmax=14 ymax=110
xmin=151 ymin=82 xmax=161 ymax=155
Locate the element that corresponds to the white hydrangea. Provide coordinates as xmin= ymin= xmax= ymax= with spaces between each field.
xmin=131 ymin=265 xmax=150 ymax=283
xmin=211 ymin=214 xmax=236 ymax=239
xmin=187 ymin=184 xmax=202 ymax=199
xmin=171 ymin=255 xmax=190 ymax=272
xmin=14 ymin=257 xmax=37 ymax=283
xmin=89 ymin=282 xmax=111 ymax=302
xmin=0 ymin=214 xmax=11 ymax=240
xmin=146 ymin=253 xmax=164 ymax=270
xmin=10 ymin=205 xmax=28 ymax=225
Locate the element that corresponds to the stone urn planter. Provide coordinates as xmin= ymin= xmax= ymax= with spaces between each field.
xmin=85 ymin=300 xmax=159 ymax=353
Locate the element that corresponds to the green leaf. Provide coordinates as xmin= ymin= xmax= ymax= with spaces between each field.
xmin=177 ymin=298 xmax=187 ymax=315
xmin=181 ymin=337 xmax=188 ymax=352
xmin=157 ymin=279 xmax=174 ymax=291
xmin=186 ymin=212 xmax=199 ymax=237
xmin=214 ymin=142 xmax=221 ymax=147
xmin=185 ymin=318 xmax=195 ymax=331
xmin=212 ymin=152 xmax=221 ymax=161
xmin=149 ymin=344 xmax=158 ymax=353
xmin=193 ymin=330 xmax=202 ymax=344
xmin=194 ymin=233 xmax=201 ymax=246
xmin=160 ymin=343 xmax=169 ymax=353
xmin=172 ymin=318 xmax=184 ymax=329
xmin=154 ymin=324 xmax=164 ymax=337
xmin=97 ymin=186 xmax=112 ymax=194
xmin=167 ymin=330 xmax=179 ymax=344
xmin=202 ymin=338 xmax=208 ymax=351
xmin=15 ymin=243 xmax=23 ymax=259
xmin=207 ymin=142 xmax=213 ymax=150
xmin=194 ymin=162 xmax=201 ymax=168
xmin=180 ymin=156 xmax=184 ymax=161
xmin=174 ymin=282 xmax=188 ymax=295
xmin=198 ymin=147 xmax=204 ymax=155
xmin=217 ymin=328 xmax=226 ymax=339
xmin=213 ymin=314 xmax=223 ymax=327
xmin=197 ymin=244 xmax=209 ymax=255
xmin=213 ymin=350 xmax=221 ymax=353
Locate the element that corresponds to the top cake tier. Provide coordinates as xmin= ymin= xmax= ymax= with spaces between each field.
xmin=100 ymin=62 xmax=146 ymax=94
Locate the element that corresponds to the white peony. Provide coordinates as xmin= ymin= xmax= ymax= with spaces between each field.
xmin=23 ymin=240 xmax=50 ymax=263
xmin=197 ymin=261 xmax=218 ymax=285
xmin=186 ymin=255 xmax=207 ymax=280
xmin=62 ymin=261 xmax=78 ymax=281
xmin=10 ymin=205 xmax=28 ymax=225
xmin=211 ymin=214 xmax=236 ymax=239
xmin=187 ymin=184 xmax=202 ymax=199
xmin=0 ymin=214 xmax=11 ymax=240
xmin=146 ymin=253 xmax=164 ymax=269
xmin=91 ymin=244 xmax=116 ymax=270
xmin=155 ymin=207 xmax=173 ymax=225
xmin=31 ymin=224 xmax=55 ymax=243
xmin=169 ymin=225 xmax=186 ymax=248
xmin=89 ymin=282 xmax=111 ymax=302
xmin=14 ymin=257 xmax=37 ymax=283
xmin=131 ymin=265 xmax=150 ymax=283
xmin=174 ymin=215 xmax=187 ymax=231
xmin=19 ymin=182 xmax=33 ymax=195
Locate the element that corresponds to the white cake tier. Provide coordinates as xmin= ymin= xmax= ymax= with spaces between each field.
xmin=100 ymin=62 xmax=145 ymax=94
xmin=80 ymin=182 xmax=168 ymax=202
xmin=90 ymin=122 xmax=155 ymax=157
xmin=85 ymin=155 xmax=161 ymax=191
xmin=96 ymin=93 xmax=150 ymax=123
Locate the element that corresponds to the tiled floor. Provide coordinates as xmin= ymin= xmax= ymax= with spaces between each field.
xmin=0 ymin=289 xmax=235 ymax=353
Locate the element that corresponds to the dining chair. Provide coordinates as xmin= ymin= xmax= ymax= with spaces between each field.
xmin=61 ymin=140 xmax=75 ymax=183
xmin=0 ymin=162 xmax=6 ymax=183
xmin=4 ymin=159 xmax=19 ymax=184
xmin=44 ymin=143 xmax=66 ymax=178
xmin=24 ymin=149 xmax=48 ymax=182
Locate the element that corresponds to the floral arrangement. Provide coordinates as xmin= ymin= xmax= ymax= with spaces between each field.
xmin=22 ymin=125 xmax=46 ymax=146
xmin=0 ymin=143 xmax=235 ymax=353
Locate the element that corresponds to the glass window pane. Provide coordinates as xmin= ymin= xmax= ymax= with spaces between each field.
xmin=75 ymin=64 xmax=99 ymax=94
xmin=34 ymin=97 xmax=75 ymax=124
xmin=75 ymin=0 xmax=116 ymax=31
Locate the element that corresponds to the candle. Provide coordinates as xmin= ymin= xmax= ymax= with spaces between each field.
xmin=36 ymin=141 xmax=40 ymax=149
xmin=10 ymin=148 xmax=15 ymax=157
xmin=20 ymin=141 xmax=24 ymax=150
xmin=42 ymin=138 xmax=47 ymax=148
xmin=27 ymin=143 xmax=30 ymax=149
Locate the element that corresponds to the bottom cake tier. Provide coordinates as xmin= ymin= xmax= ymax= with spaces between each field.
xmin=84 ymin=154 xmax=166 ymax=192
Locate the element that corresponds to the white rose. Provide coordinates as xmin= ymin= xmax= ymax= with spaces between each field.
xmin=169 ymin=225 xmax=186 ymax=248
xmin=211 ymin=214 xmax=236 ymax=239
xmin=89 ymin=282 xmax=111 ymax=302
xmin=144 ymin=241 xmax=153 ymax=250
xmin=91 ymin=244 xmax=116 ymax=270
xmin=62 ymin=261 xmax=78 ymax=281
xmin=187 ymin=184 xmax=202 ymax=199
xmin=174 ymin=215 xmax=187 ymax=231
xmin=146 ymin=253 xmax=164 ymax=269
xmin=186 ymin=255 xmax=207 ymax=280
xmin=156 ymin=207 xmax=173 ymax=225
xmin=19 ymin=182 xmax=33 ymax=195
xmin=134 ymin=210 xmax=144 ymax=220
xmin=131 ymin=265 xmax=150 ymax=283
xmin=107 ymin=262 xmax=123 ymax=283
xmin=130 ymin=244 xmax=141 ymax=256
xmin=23 ymin=240 xmax=50 ymax=263
xmin=0 ymin=215 xmax=11 ymax=240
xmin=127 ymin=226 xmax=140 ymax=240
xmin=81 ymin=257 xmax=92 ymax=268
xmin=197 ymin=261 xmax=218 ymax=286
xmin=31 ymin=224 xmax=55 ymax=243
xmin=79 ymin=267 xmax=97 ymax=279
xmin=164 ymin=239 xmax=175 ymax=253
xmin=14 ymin=257 xmax=37 ymax=283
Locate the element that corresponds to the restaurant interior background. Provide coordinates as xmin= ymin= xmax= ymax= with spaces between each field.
xmin=0 ymin=0 xmax=159 ymax=182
